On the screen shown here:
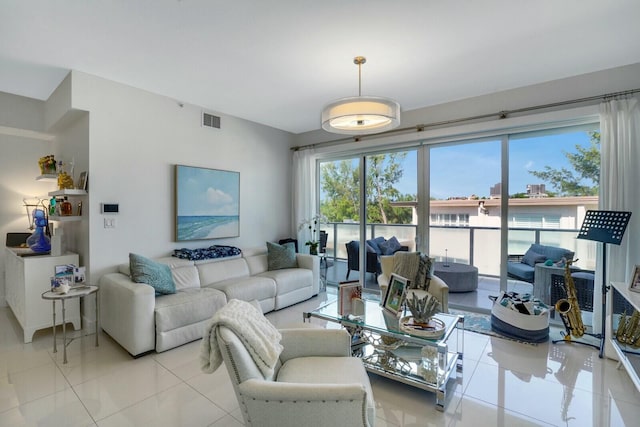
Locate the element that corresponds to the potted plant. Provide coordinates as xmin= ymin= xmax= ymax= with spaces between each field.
xmin=298 ymin=215 xmax=326 ymax=255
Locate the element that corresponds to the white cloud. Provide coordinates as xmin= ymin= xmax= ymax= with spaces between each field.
xmin=206 ymin=187 xmax=233 ymax=205
xmin=191 ymin=187 xmax=237 ymax=216
xmin=525 ymin=161 xmax=534 ymax=169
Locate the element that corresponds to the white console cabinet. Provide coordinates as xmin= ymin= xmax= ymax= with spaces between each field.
xmin=4 ymin=248 xmax=80 ymax=343
xmin=609 ymin=281 xmax=640 ymax=392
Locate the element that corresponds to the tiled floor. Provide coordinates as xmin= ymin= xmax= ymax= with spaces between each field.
xmin=447 ymin=276 xmax=534 ymax=312
xmin=1 ymin=291 xmax=640 ymax=426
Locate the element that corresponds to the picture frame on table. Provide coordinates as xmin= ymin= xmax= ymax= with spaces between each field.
xmin=629 ymin=265 xmax=640 ymax=293
xmin=74 ymin=266 xmax=86 ymax=284
xmin=383 ymin=273 xmax=409 ymax=316
xmin=338 ymin=280 xmax=362 ymax=316
xmin=54 ymin=264 xmax=75 ymax=288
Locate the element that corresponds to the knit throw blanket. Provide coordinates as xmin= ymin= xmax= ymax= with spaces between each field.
xmin=393 ymin=251 xmax=433 ymax=291
xmin=200 ymin=299 xmax=283 ymax=378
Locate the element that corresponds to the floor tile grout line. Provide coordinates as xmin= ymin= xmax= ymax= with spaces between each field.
xmin=157 ymin=355 xmax=238 ymax=425
xmin=0 ymin=351 xmax=80 ymax=418
xmin=184 ymin=377 xmax=240 ymax=424
xmin=469 ymin=351 xmax=637 ymax=408
xmin=55 ymin=335 xmax=106 ymax=426
xmin=455 ymin=394 xmax=557 ymax=427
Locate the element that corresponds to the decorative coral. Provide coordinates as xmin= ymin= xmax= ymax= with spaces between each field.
xmin=405 ymin=292 xmax=440 ymax=324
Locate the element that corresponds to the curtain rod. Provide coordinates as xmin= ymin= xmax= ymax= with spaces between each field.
xmin=291 ymin=87 xmax=640 ymax=151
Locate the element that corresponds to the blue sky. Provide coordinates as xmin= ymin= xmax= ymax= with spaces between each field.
xmin=176 ymin=165 xmax=239 ymax=216
xmin=394 ymin=130 xmax=596 ymax=199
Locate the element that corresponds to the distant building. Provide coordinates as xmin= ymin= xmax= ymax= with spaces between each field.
xmin=490 ymin=183 xmax=501 ymax=199
xmin=526 ymin=184 xmax=547 ymax=198
xmin=390 ymin=196 xmax=598 ymax=229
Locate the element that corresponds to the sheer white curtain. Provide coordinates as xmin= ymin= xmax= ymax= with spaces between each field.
xmin=596 ymin=96 xmax=640 ymax=334
xmin=292 ymin=148 xmax=316 ymax=245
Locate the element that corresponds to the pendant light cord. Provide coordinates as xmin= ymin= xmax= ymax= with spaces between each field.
xmin=358 ymin=60 xmax=362 ymax=96
xmin=354 ymin=56 xmax=366 ymax=97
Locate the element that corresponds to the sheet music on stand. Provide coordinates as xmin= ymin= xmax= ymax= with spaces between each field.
xmin=575 ymin=210 xmax=631 ymax=358
xmin=577 ymin=210 xmax=631 ymax=245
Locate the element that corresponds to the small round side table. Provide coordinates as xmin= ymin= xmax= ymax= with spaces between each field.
xmin=41 ymin=285 xmax=99 ymax=364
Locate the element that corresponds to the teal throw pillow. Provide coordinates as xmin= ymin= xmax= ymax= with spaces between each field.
xmin=267 ymin=241 xmax=297 ymax=270
xmin=129 ymin=253 xmax=176 ymax=295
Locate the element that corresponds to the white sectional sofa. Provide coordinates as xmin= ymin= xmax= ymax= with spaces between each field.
xmin=99 ymin=247 xmax=319 ymax=356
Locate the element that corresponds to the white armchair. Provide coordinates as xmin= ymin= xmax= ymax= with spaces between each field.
xmin=378 ymin=254 xmax=449 ymax=313
xmin=217 ymin=326 xmax=376 ymax=427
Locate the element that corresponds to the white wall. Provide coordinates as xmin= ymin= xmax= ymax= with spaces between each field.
xmin=57 ymin=72 xmax=295 ymax=281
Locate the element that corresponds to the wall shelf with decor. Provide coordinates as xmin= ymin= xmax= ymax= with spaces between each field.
xmin=609 ymin=281 xmax=640 ymax=393
xmin=36 ymin=174 xmax=58 ymax=182
xmin=49 ymin=215 xmax=82 ymax=222
xmin=47 ymin=189 xmax=87 ymax=220
xmin=48 ymin=189 xmax=87 ymax=197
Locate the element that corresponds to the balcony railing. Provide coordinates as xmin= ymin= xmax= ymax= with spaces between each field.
xmin=321 ymin=222 xmax=596 ymax=279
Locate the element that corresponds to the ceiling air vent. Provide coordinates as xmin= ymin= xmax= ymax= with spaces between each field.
xmin=202 ymin=112 xmax=221 ymax=129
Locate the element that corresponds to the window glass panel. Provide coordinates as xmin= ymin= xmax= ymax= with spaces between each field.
xmin=319 ymin=157 xmax=362 ymax=286
xmin=364 ymin=150 xmax=418 ymax=289
xmin=429 ymin=139 xmax=502 ymax=277
xmin=508 ymin=128 xmax=600 ymax=273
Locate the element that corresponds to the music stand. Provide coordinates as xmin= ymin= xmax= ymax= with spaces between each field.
xmin=576 ymin=210 xmax=631 ymax=358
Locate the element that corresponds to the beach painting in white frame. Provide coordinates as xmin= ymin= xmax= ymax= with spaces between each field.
xmin=175 ymin=165 xmax=240 ymax=241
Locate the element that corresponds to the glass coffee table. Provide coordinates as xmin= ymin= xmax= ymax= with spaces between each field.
xmin=304 ymin=298 xmax=463 ymax=411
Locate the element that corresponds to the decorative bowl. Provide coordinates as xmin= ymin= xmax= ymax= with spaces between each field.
xmin=399 ymin=316 xmax=446 ymax=339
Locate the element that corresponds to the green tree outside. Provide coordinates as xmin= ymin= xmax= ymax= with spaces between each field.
xmin=528 ymin=131 xmax=600 ymax=196
xmin=319 ymin=153 xmax=415 ymax=225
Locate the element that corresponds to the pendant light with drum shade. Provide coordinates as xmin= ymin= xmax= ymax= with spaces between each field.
xmin=321 ymin=56 xmax=401 ymax=135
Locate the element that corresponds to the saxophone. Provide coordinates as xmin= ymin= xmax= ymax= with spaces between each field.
xmin=555 ymin=259 xmax=586 ymax=340
xmin=617 ymin=310 xmax=640 ymax=347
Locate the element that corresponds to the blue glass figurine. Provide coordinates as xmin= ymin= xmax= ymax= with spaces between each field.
xmin=26 ymin=209 xmax=51 ymax=253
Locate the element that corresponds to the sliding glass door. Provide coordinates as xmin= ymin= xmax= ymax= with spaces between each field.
xmin=363 ymin=150 xmax=417 ymax=290
xmin=508 ymin=126 xmax=600 ymax=324
xmin=318 ymin=150 xmax=417 ymax=291
xmin=429 ymin=139 xmax=502 ymax=310
xmin=315 ymin=121 xmax=600 ymax=314
xmin=319 ymin=156 xmax=370 ymax=289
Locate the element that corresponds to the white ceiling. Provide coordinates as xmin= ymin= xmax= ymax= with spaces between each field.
xmin=2 ymin=0 xmax=640 ymax=134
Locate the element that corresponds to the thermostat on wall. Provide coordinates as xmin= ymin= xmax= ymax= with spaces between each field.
xmin=101 ymin=203 xmax=119 ymax=214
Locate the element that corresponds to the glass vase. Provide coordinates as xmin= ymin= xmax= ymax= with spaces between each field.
xmin=27 ymin=226 xmax=51 ymax=253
